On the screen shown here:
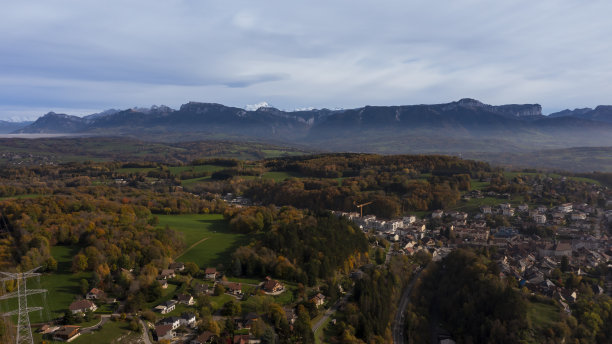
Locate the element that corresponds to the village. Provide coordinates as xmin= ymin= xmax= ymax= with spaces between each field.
xmin=337 ymin=192 xmax=612 ymax=311
xmin=37 ymin=191 xmax=612 ymax=344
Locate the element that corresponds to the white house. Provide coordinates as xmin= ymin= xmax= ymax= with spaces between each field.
xmin=180 ymin=312 xmax=197 ymax=327
xmin=159 ymin=316 xmax=181 ymax=330
xmin=69 ymin=300 xmax=97 ymax=314
xmin=432 ymin=210 xmax=444 ymax=219
xmin=558 ymin=203 xmax=573 ymax=213
xmin=533 ymin=213 xmax=547 ymax=224
xmin=154 ymin=300 xmax=177 ymax=314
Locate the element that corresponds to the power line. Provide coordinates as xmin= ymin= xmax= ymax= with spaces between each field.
xmin=0 ymin=267 xmax=46 ymax=344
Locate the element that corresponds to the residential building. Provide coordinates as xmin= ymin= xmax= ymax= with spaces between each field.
xmin=205 ymin=267 xmax=217 ymax=280
xmin=85 ymin=288 xmax=105 ymax=300
xmin=262 ymin=277 xmax=284 ymax=293
xmin=154 ymin=300 xmax=177 ymax=314
xmin=155 ymin=324 xmax=175 ymax=341
xmin=52 ymin=326 xmax=80 ymax=342
xmin=68 ymin=300 xmax=97 ymax=314
xmin=177 ymin=293 xmax=195 ymax=305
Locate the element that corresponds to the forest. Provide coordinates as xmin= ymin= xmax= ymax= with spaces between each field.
xmin=406 ymin=249 xmax=612 ymax=344
xmin=225 ymin=206 xmax=369 ymax=285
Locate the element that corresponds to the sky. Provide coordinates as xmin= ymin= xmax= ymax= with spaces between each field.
xmin=1 ymin=0 xmax=612 ymax=121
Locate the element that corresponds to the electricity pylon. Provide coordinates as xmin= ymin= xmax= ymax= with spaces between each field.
xmin=0 ymin=267 xmax=46 ymax=344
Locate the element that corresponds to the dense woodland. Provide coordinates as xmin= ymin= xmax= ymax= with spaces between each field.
xmin=225 ymin=206 xmax=369 ymax=285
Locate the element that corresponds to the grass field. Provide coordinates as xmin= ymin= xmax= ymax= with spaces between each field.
xmin=21 ymin=246 xmax=92 ymax=323
xmin=527 ymin=300 xmax=561 ymax=329
xmin=0 ymin=194 xmax=42 ymax=201
xmin=157 ymin=214 xmax=248 ymax=268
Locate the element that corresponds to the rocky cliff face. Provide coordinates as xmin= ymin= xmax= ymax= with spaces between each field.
xmin=13 ymin=99 xmax=612 ymax=142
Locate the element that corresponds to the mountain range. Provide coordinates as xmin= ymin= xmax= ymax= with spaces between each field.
xmin=6 ymin=99 xmax=612 ymax=155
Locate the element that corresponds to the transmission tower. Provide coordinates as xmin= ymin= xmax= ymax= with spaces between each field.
xmin=0 ymin=267 xmax=46 ymax=344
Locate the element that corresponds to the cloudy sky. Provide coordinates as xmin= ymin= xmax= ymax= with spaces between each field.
xmin=1 ymin=0 xmax=611 ymax=121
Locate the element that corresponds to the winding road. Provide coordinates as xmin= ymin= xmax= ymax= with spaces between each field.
xmin=392 ymin=269 xmax=422 ymax=344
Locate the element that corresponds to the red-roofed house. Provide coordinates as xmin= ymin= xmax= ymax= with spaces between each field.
xmin=262 ymin=277 xmax=284 ymax=294
xmin=69 ymin=300 xmax=97 ymax=314
xmin=155 ymin=324 xmax=175 ymax=341
xmin=86 ymin=288 xmax=105 ymax=300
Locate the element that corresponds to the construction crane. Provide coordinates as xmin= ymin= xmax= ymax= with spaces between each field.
xmin=354 ymin=201 xmax=372 ymax=217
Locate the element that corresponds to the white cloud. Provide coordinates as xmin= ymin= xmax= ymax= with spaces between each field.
xmin=1 ymin=0 xmax=612 ymax=119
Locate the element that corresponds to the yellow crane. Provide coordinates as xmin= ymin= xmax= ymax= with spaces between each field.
xmin=354 ymin=201 xmax=372 ymax=217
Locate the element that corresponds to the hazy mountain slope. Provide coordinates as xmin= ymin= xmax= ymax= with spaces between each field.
xmin=13 ymin=99 xmax=612 ymax=154
xmin=0 ymin=120 xmax=32 ymax=134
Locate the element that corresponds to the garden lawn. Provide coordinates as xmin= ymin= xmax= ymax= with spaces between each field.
xmin=157 ymin=214 xmax=248 ymax=269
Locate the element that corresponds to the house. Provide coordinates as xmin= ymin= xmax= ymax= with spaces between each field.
xmin=533 ymin=213 xmax=547 ymax=224
xmin=169 ymin=262 xmax=185 ymax=272
xmin=538 ymin=242 xmax=572 ymax=258
xmin=192 ymin=331 xmax=217 ymax=344
xmin=502 ymin=208 xmax=515 ymax=217
xmin=154 ymin=300 xmax=177 ymax=314
xmin=558 ymin=203 xmax=573 ymax=213
xmin=155 ymin=324 xmax=175 ymax=341
xmin=518 ymin=204 xmax=529 ymax=212
xmin=85 ymin=288 xmax=105 ymax=300
xmin=177 ymin=293 xmax=195 ymax=305
xmin=223 ymin=282 xmax=243 ymax=295
xmin=242 ymin=313 xmax=259 ymax=329
xmin=571 ymin=212 xmax=587 ymax=221
xmin=480 ymin=206 xmax=492 ymax=214
xmin=159 ymin=269 xmax=176 ymax=280
xmin=159 ymin=280 xmax=168 ymax=289
xmin=52 ymin=326 xmax=80 ymax=342
xmin=403 ymin=215 xmax=416 ymax=225
xmin=158 ymin=316 xmax=181 ymax=330
xmin=69 ymin=300 xmax=97 ymax=314
xmin=181 ymin=312 xmax=197 ymax=327
xmin=193 ymin=283 xmax=209 ymax=295
xmin=432 ymin=210 xmax=444 ymax=219
xmin=310 ymin=293 xmax=325 ymax=307
xmin=38 ymin=324 xmax=60 ymax=335
xmin=205 ymin=267 xmax=217 ymax=280
xmin=262 ymin=277 xmax=284 ymax=293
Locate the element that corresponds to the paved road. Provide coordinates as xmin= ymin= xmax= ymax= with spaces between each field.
xmin=80 ymin=314 xmax=110 ymax=334
xmin=312 ymin=292 xmax=352 ymax=333
xmin=139 ymin=318 xmax=153 ymax=344
xmin=392 ymin=269 xmax=422 ymax=344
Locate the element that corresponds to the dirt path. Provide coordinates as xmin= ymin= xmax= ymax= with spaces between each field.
xmin=175 ymin=237 xmax=209 ymax=259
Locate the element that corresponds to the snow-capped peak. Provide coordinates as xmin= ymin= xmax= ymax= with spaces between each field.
xmin=245 ymin=102 xmax=271 ymax=111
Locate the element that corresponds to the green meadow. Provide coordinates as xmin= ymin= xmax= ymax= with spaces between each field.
xmin=0 ymin=246 xmax=91 ymax=323
xmin=157 ymin=214 xmax=248 ymax=269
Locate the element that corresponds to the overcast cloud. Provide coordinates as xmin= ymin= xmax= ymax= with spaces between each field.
xmin=1 ymin=0 xmax=611 ymax=120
